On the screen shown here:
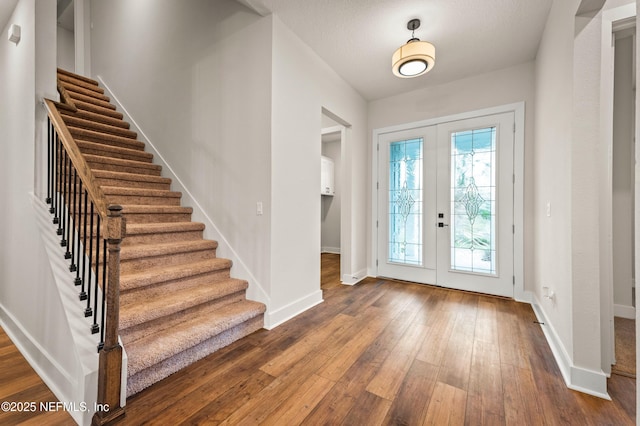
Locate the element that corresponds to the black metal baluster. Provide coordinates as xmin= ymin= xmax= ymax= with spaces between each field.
xmin=59 ymin=149 xmax=66 ymax=240
xmin=91 ymin=215 xmax=101 ymax=334
xmin=53 ymin=135 xmax=60 ymax=224
xmin=98 ymin=239 xmax=107 ymax=351
xmin=69 ymin=167 xmax=77 ymax=270
xmin=63 ymin=155 xmax=72 ymax=256
xmin=84 ymin=201 xmax=94 ymax=315
xmin=46 ymin=119 xmax=52 ymax=205
xmin=74 ymin=180 xmax=83 ymax=286
xmin=80 ymin=190 xmax=89 ymax=299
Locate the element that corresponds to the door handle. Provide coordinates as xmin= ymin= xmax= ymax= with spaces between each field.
xmin=438 ymin=222 xmax=449 ymax=227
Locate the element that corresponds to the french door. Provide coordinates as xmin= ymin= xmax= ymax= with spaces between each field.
xmin=376 ymin=112 xmax=515 ymax=297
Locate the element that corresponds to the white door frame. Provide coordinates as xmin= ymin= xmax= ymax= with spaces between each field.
xmin=371 ymin=102 xmax=526 ymax=301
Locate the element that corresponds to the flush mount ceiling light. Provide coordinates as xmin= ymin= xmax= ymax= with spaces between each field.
xmin=392 ymin=19 xmax=435 ymax=78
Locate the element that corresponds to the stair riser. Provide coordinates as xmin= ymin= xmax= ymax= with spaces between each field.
xmin=126 ymin=315 xmax=264 ymax=396
xmin=74 ymin=99 xmax=123 ymax=120
xmin=86 ymin=160 xmax=162 ymax=177
xmin=69 ymin=128 xmax=144 ymax=151
xmin=120 ymin=249 xmax=217 ymax=274
xmin=95 ymin=177 xmax=171 ymax=191
xmin=58 ymin=74 xmax=104 ymax=94
xmin=120 ymin=291 xmax=246 ymax=344
xmin=123 ymin=212 xmax=193 ymax=224
xmin=123 ymin=230 xmax=203 ymax=246
xmin=106 ymin=194 xmax=182 ymax=207
xmin=67 ymin=91 xmax=116 ymax=110
xmin=64 ymin=117 xmax=137 ymax=139
xmin=78 ymin=144 xmax=153 ymax=163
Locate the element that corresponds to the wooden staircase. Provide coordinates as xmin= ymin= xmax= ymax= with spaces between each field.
xmin=55 ymin=68 xmax=266 ymax=396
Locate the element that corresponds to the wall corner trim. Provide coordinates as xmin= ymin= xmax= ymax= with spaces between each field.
xmin=531 ymin=298 xmax=610 ymax=400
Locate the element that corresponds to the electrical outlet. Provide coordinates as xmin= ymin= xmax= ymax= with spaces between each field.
xmin=256 ymin=202 xmax=263 ymax=216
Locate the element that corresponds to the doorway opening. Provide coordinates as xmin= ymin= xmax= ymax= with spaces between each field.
xmin=611 ymin=19 xmax=636 ymax=379
xmin=56 ymin=0 xmax=75 ymax=71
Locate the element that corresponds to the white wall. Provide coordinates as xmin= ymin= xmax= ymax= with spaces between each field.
xmin=368 ymin=61 xmax=536 ymax=289
xmin=612 ymin=33 xmax=635 ymax=316
xmin=270 ymin=15 xmax=368 ymax=324
xmin=321 ymin=139 xmax=341 ymax=253
xmin=90 ymin=0 xmax=273 ymax=303
xmin=57 ymin=25 xmax=74 ymax=71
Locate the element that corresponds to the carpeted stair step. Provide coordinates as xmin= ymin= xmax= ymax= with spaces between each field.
xmin=124 ymin=299 xmax=265 ymax=396
xmin=84 ymin=155 xmax=162 ymax=176
xmin=120 ymin=239 xmax=217 ymax=273
xmin=63 ymin=116 xmax=137 ymax=139
xmin=76 ymin=140 xmax=153 ymax=163
xmin=121 ymin=205 xmax=193 ymax=223
xmin=60 ymin=82 xmax=111 ymax=103
xmin=57 ymin=68 xmax=99 ymax=86
xmin=120 ymin=258 xmax=232 ymax=292
xmin=93 ymin=170 xmax=171 ymax=191
xmin=69 ymin=127 xmax=143 ymax=151
xmin=57 ymin=74 xmax=104 ymax=96
xmin=67 ymin=90 xmax=116 ymax=111
xmin=120 ymin=276 xmax=247 ymax=331
xmin=103 ymin=186 xmax=182 ymax=206
xmin=60 ymin=107 xmax=130 ymax=130
xmin=73 ymin=98 xmax=123 ymax=120
xmin=124 ymin=222 xmax=205 ymax=245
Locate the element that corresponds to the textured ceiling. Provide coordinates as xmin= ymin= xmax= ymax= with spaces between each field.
xmin=245 ymin=0 xmax=553 ymax=101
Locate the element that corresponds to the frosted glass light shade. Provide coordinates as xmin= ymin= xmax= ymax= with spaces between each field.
xmin=392 ymin=40 xmax=435 ymax=78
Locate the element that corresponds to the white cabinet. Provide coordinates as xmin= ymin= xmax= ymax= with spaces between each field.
xmin=321 ymin=156 xmax=335 ymax=196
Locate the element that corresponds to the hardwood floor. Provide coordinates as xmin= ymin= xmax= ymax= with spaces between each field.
xmin=1 ymin=253 xmax=636 ymax=424
xmin=0 ymin=328 xmax=74 ymax=425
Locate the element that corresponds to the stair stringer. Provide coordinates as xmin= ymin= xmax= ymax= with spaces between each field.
xmin=0 ymin=196 xmax=128 ymax=426
xmin=96 ymin=75 xmax=273 ymax=325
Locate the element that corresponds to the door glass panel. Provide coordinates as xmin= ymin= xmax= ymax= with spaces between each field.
xmin=389 ymin=138 xmax=423 ymax=265
xmin=450 ymin=128 xmax=496 ymax=274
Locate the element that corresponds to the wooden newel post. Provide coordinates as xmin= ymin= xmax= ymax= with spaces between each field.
xmin=92 ymin=205 xmax=126 ymax=425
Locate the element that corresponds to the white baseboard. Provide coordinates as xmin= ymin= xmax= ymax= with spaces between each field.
xmin=531 ymin=297 xmax=610 ymax=400
xmin=341 ymin=269 xmax=368 ymax=286
xmin=321 ymin=247 xmax=341 ymax=254
xmin=614 ymin=304 xmax=635 ymax=319
xmin=264 ymin=290 xmax=324 ymax=329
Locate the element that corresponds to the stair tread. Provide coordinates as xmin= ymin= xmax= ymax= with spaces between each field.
xmin=58 ymin=77 xmax=105 ymax=95
xmin=121 ymin=239 xmax=217 ymax=260
xmin=126 ymin=222 xmax=205 ymax=235
xmin=102 ymin=186 xmax=181 ymax=198
xmin=73 ymin=99 xmax=123 ymax=119
xmin=124 ymin=299 xmax=265 ymax=375
xmin=120 ymin=258 xmax=232 ymax=291
xmin=70 ymin=128 xmax=145 ymax=149
xmin=93 ymin=170 xmax=171 ymax=184
xmin=121 ymin=205 xmax=193 ymax=214
xmin=67 ymin=91 xmax=116 ymax=110
xmin=84 ymin=154 xmax=162 ymax=171
xmin=77 ymin=140 xmax=153 ymax=159
xmin=57 ymin=68 xmax=99 ymax=86
xmin=60 ymin=108 xmax=129 ymax=129
xmin=120 ymin=277 xmax=248 ymax=324
xmin=63 ymin=116 xmax=137 ymax=139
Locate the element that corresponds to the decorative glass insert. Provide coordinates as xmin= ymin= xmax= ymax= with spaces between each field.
xmin=450 ymin=127 xmax=496 ymax=274
xmin=388 ymin=138 xmax=423 ymax=265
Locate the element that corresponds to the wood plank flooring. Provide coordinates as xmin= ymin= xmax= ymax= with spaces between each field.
xmin=1 ymin=253 xmax=636 ymax=424
xmin=0 ymin=328 xmax=74 ymax=425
